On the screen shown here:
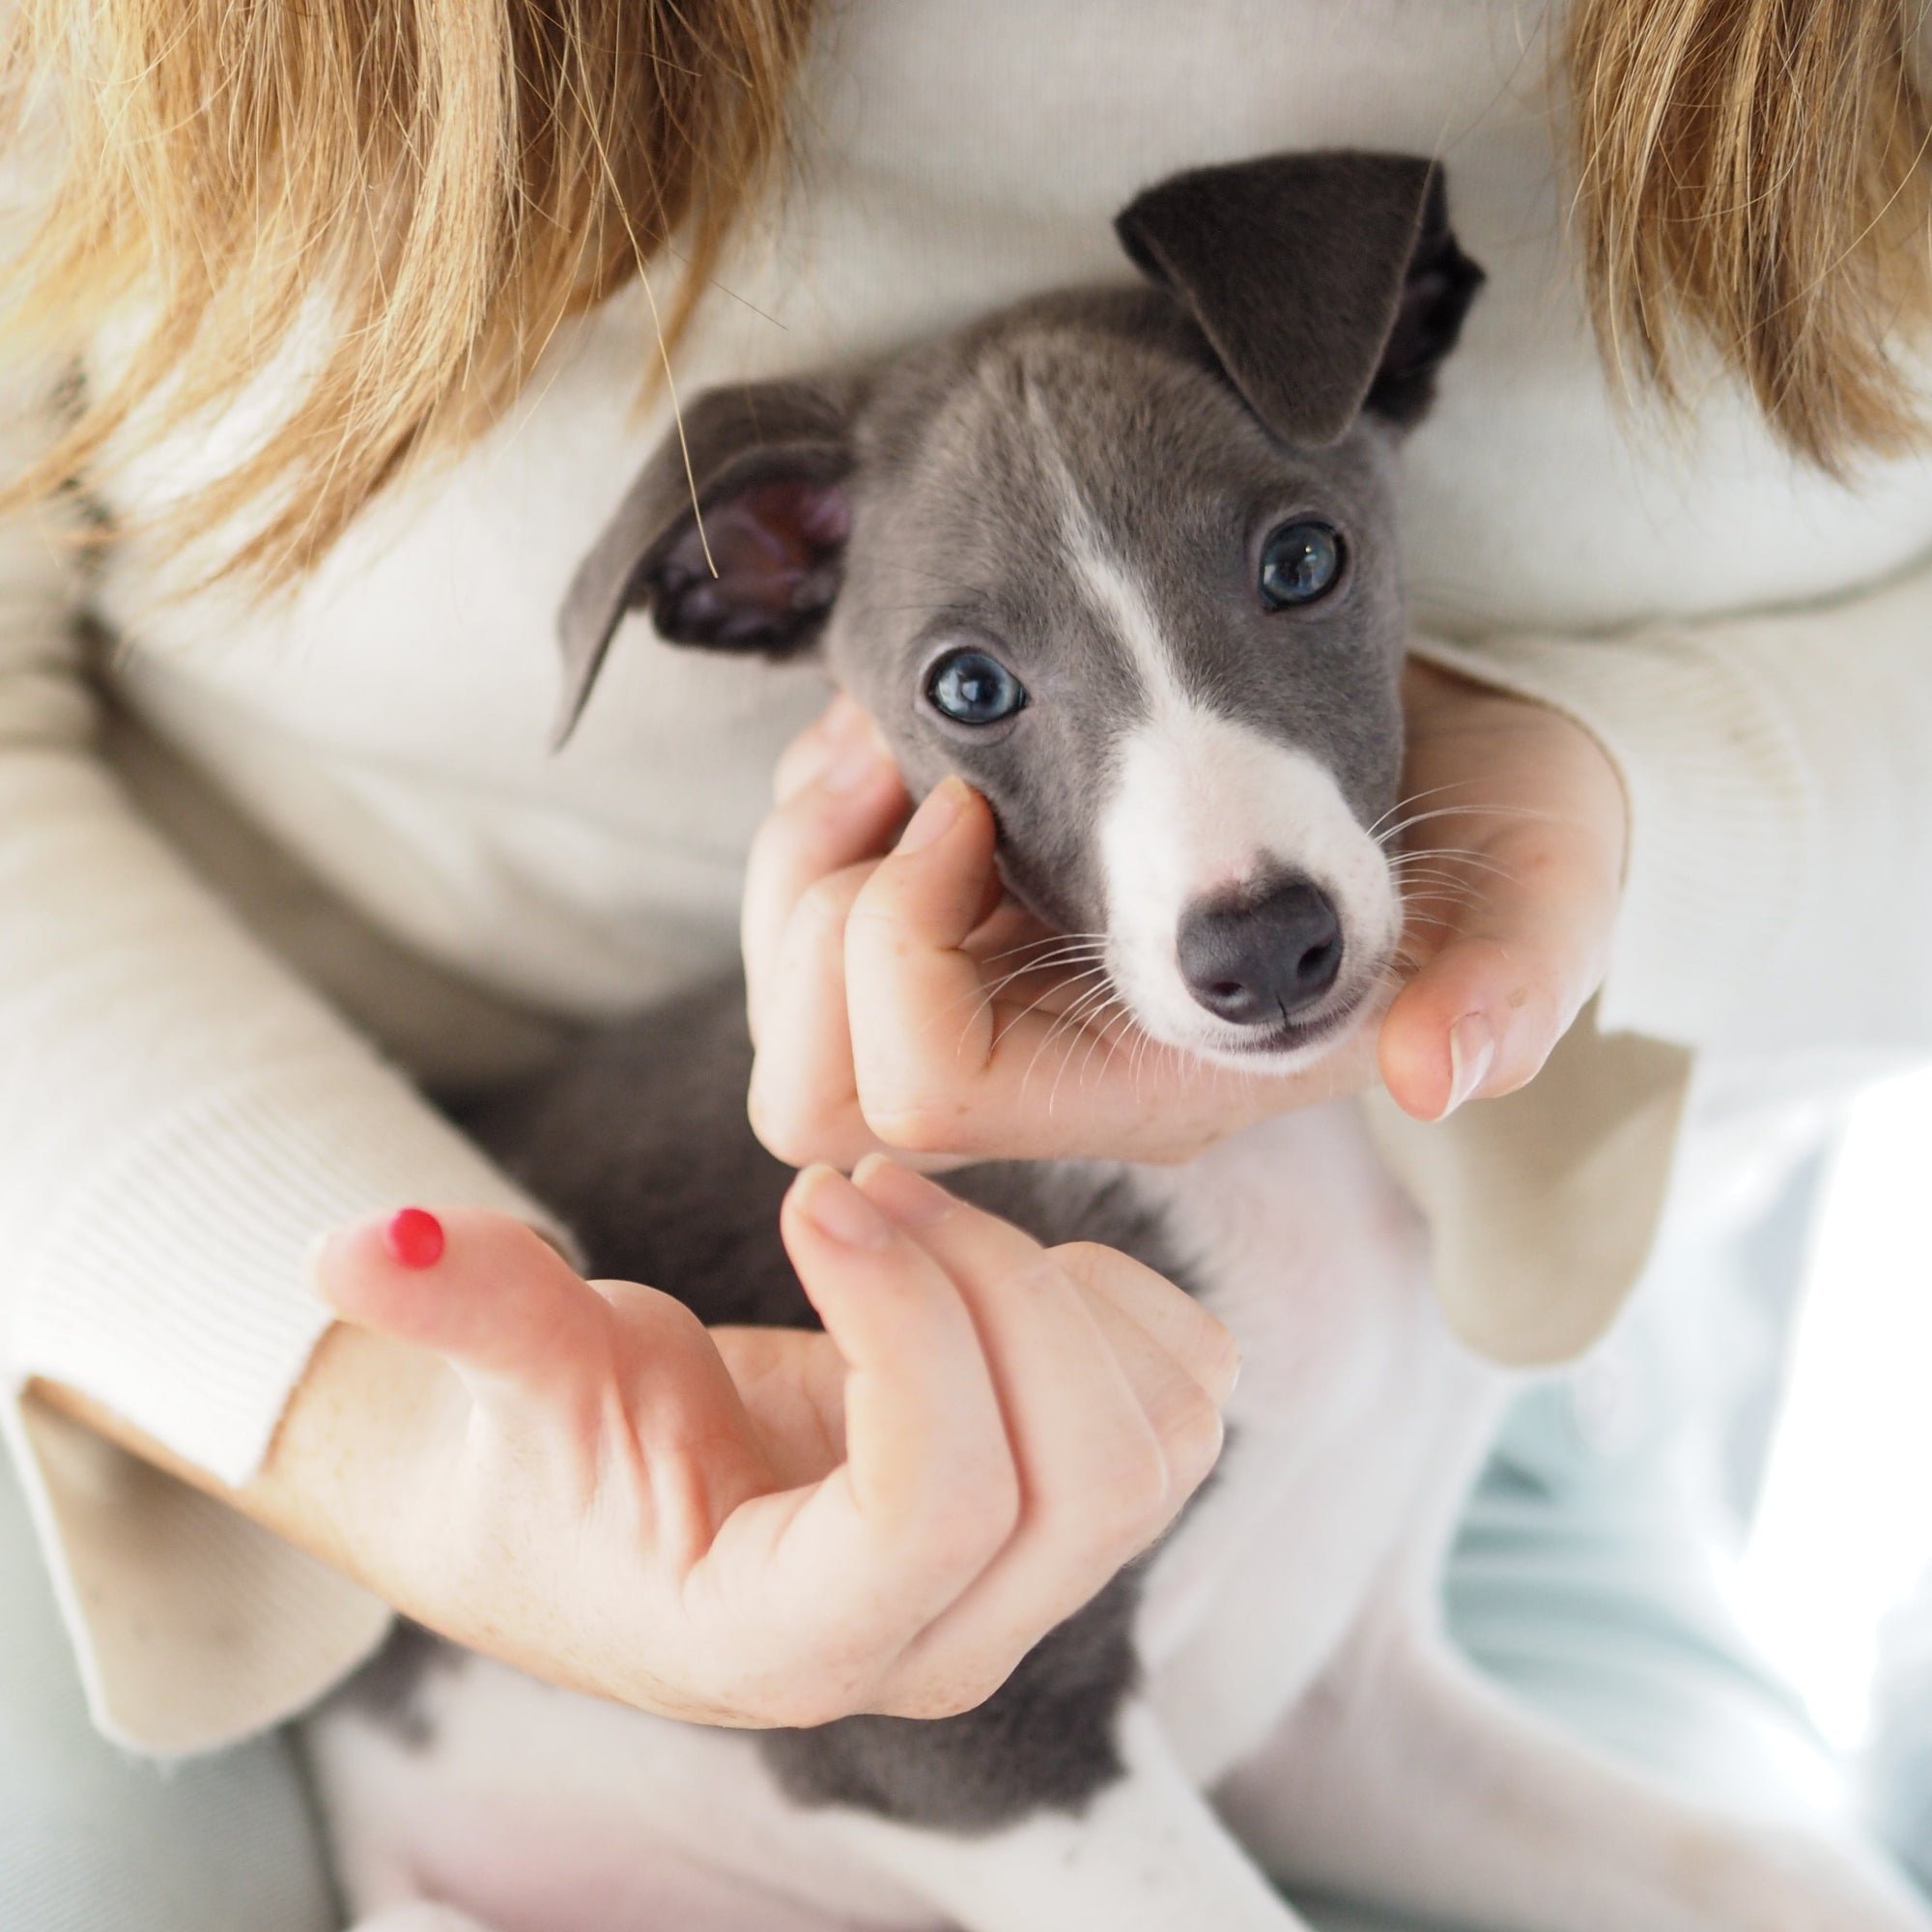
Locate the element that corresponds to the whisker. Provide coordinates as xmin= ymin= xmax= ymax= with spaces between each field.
xmin=948 ymin=960 xmax=1099 ymax=1042
xmin=1364 ymin=781 xmax=1487 ymax=840
xmin=1375 ymin=802 xmax=1550 ymax=846
xmin=978 ymin=931 xmax=1111 ymax=968
xmin=964 ymin=953 xmax=1107 ymax=1009
xmin=1050 ymin=988 xmax=1131 ymax=1112
xmin=1071 ymin=995 xmax=1133 ymax=1092
xmin=1020 ymin=982 xmax=1117 ymax=1104
xmin=977 ymin=966 xmax=1112 ymax=1051
xmin=1388 ymin=844 xmax=1520 ymax=882
xmin=1395 ymin=868 xmax=1484 ymax=890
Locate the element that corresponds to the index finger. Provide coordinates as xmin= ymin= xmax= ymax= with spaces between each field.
xmin=741 ymin=714 xmax=908 ymax=1032
xmin=756 ymin=1167 xmax=1021 ymax=1620
xmin=841 ymin=780 xmax=1301 ymax=1160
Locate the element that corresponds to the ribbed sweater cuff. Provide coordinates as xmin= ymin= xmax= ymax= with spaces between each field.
xmin=1410 ymin=632 xmax=1812 ymax=1048
xmin=9 ymin=1049 xmax=566 ymax=1489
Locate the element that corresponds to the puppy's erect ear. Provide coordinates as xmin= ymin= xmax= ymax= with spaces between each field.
xmin=554 ymin=379 xmax=856 ymax=747
xmin=1115 ymin=151 xmax=1484 ymax=448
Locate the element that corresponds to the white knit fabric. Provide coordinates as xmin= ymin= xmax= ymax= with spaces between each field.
xmin=3 ymin=0 xmax=1931 ymax=1750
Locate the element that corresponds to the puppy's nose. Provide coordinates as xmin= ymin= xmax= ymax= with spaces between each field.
xmin=1178 ymin=878 xmax=1343 ymax=1026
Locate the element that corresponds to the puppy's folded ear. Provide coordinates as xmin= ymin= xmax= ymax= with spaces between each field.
xmin=554 ymin=379 xmax=856 ymax=748
xmin=1115 ymin=151 xmax=1484 ymax=447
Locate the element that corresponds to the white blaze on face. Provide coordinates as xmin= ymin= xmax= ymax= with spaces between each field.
xmin=1025 ymin=389 xmax=1397 ymax=1062
xmin=1097 ymin=706 xmax=1399 ymax=1061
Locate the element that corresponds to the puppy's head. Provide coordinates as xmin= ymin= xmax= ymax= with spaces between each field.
xmin=559 ymin=151 xmax=1482 ymax=1069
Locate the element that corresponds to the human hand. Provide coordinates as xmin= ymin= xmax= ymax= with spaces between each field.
xmin=305 ymin=1163 xmax=1234 ymax=1726
xmin=742 ymin=697 xmax=1381 ymax=1169
xmin=743 ymin=670 xmax=1626 ymax=1167
xmin=1375 ymin=659 xmax=1628 ymax=1120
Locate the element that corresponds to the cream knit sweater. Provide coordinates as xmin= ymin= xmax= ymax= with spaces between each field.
xmin=5 ymin=0 xmax=1932 ymax=1753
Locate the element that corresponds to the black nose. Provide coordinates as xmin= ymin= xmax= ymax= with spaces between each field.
xmin=1178 ymin=878 xmax=1344 ymax=1026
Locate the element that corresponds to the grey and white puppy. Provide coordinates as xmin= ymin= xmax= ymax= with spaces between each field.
xmin=305 ymin=154 xmax=1931 ymax=1932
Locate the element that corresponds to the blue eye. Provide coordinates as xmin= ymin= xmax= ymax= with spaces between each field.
xmin=926 ymin=648 xmax=1027 ymax=725
xmin=1259 ymin=520 xmax=1344 ymax=609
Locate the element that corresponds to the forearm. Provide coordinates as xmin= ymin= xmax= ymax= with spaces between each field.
xmin=32 ymin=1320 xmax=461 ymax=1616
xmin=0 ymin=666 xmax=566 ymax=1749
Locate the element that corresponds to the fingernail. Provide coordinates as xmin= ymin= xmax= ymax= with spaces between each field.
xmin=1438 ymin=1014 xmax=1496 ymax=1120
xmin=855 ymin=1155 xmax=955 ymax=1229
xmin=383 ymin=1207 xmax=445 ymax=1268
xmin=798 ymin=1166 xmax=894 ymax=1250
xmin=897 ymin=778 xmax=964 ymax=853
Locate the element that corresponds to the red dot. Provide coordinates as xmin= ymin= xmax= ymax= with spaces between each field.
xmin=383 ymin=1207 xmax=445 ymax=1269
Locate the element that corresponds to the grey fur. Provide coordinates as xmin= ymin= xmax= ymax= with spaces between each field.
xmin=370 ymin=149 xmax=1483 ymax=1836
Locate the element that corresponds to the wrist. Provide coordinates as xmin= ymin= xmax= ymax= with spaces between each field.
xmin=251 ymin=1319 xmax=469 ymax=1595
xmin=33 ymin=1318 xmax=466 ymax=1618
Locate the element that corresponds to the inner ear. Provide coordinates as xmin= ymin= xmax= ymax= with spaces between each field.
xmin=1360 ymin=168 xmax=1486 ymax=428
xmin=554 ymin=377 xmax=856 ymax=748
xmin=649 ymin=470 xmax=851 ymax=650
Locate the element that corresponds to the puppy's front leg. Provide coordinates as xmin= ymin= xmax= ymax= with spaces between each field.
xmin=827 ymin=1701 xmax=1311 ymax=1931
xmin=1221 ymin=1622 xmax=1932 ymax=1932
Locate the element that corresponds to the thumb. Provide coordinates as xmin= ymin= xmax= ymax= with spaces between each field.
xmin=312 ymin=1207 xmax=607 ymax=1394
xmin=1378 ymin=876 xmax=1612 ymax=1122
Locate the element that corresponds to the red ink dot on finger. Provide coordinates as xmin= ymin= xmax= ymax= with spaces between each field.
xmin=383 ymin=1208 xmax=445 ymax=1269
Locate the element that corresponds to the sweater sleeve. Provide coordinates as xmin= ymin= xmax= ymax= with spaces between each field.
xmin=1411 ymin=546 xmax=1932 ymax=1059
xmin=0 ymin=389 xmax=565 ymax=1754
xmin=1373 ymin=550 xmax=1932 ymax=1371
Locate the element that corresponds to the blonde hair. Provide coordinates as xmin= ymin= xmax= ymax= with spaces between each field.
xmin=1567 ymin=0 xmax=1932 ymax=471
xmin=1 ymin=0 xmax=1928 ymax=586
xmin=0 ymin=0 xmax=814 ymax=584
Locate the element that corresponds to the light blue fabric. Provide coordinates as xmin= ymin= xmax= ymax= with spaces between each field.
xmin=0 ymin=1450 xmax=340 ymax=1932
xmin=1868 ymin=1568 xmax=1932 ymax=1899
xmin=1440 ymin=1164 xmax=1853 ymax=1831
xmin=1286 ymin=1153 xmax=1864 ymax=1930
xmin=1284 ymin=1403 xmax=1846 ymax=1931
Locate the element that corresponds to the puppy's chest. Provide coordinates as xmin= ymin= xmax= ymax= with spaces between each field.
xmin=1120 ymin=1106 xmax=1445 ymax=1778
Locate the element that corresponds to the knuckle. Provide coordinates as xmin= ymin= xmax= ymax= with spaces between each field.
xmin=959 ymin=1473 xmax=1025 ymax=1553
xmin=1162 ymin=1388 xmax=1227 ymax=1493
xmin=844 ymin=861 xmax=913 ymax=923
xmin=1184 ymin=1317 xmax=1242 ymax=1402
xmin=905 ymin=1477 xmax=1022 ymax=1574
xmin=747 ymin=1083 xmax=833 ymax=1169
xmin=885 ymin=1674 xmax=1003 ymax=1720
xmin=1068 ymin=1438 xmax=1174 ymax=1551
xmin=862 ymin=1094 xmax=982 ymax=1157
xmin=771 ymin=1646 xmax=884 ymax=1728
xmin=779 ymin=1696 xmax=827 ymax=1729
xmin=1050 ymin=1240 xmax=1111 ymax=1285
xmin=604 ymin=1282 xmax=707 ymax=1355
xmin=795 ymin=872 xmax=861 ymax=941
xmin=771 ymin=1683 xmax=852 ymax=1729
